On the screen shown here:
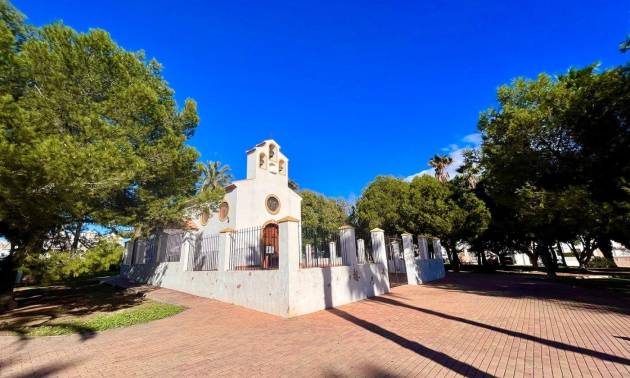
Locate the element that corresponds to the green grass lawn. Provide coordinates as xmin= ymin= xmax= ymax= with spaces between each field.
xmin=21 ymin=301 xmax=184 ymax=337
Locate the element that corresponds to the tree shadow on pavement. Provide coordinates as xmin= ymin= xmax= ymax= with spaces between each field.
xmin=328 ymin=307 xmax=497 ymax=377
xmin=425 ymin=272 xmax=630 ymax=316
xmin=369 ymin=295 xmax=630 ymax=367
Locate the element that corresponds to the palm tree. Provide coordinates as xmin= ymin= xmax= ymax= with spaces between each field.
xmin=456 ymin=149 xmax=481 ymax=189
xmin=428 ymin=154 xmax=453 ymax=183
xmin=199 ymin=161 xmax=232 ymax=192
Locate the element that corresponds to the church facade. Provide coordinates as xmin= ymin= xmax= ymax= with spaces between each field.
xmin=193 ymin=140 xmax=302 ymax=254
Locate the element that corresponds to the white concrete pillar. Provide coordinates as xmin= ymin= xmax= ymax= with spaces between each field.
xmin=217 ymin=228 xmax=234 ymax=271
xmin=136 ymin=239 xmax=146 ymax=264
xmin=329 ymin=242 xmax=337 ymax=264
xmin=370 ymin=228 xmax=387 ymax=267
xmin=418 ymin=236 xmax=429 ymax=260
xmin=357 ymin=239 xmax=366 ymax=263
xmin=339 ymin=225 xmax=358 ymax=266
xmin=124 ymin=241 xmax=133 ymax=265
xmin=433 ymin=239 xmax=443 ymax=261
xmin=402 ymin=233 xmax=418 ymax=285
xmin=279 ymin=217 xmax=300 ymax=273
xmin=279 ymin=216 xmax=300 ymax=317
xmin=180 ymin=232 xmax=194 ymax=271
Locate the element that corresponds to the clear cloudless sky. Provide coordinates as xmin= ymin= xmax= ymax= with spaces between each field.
xmin=13 ymin=0 xmax=630 ymax=199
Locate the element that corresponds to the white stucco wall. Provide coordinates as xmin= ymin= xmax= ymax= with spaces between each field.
xmin=121 ymin=262 xmax=289 ymax=317
xmin=289 ymin=264 xmax=390 ymax=317
xmin=409 ymin=258 xmax=445 ymax=284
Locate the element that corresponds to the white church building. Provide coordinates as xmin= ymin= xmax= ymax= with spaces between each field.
xmin=121 ymin=140 xmax=445 ymax=317
xmin=194 ymin=140 xmax=301 ymax=235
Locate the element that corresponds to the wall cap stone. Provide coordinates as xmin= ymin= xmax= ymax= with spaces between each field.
xmin=278 ymin=216 xmax=299 ymax=223
xmin=338 ymin=225 xmax=354 ymax=230
xmin=220 ymin=227 xmax=236 ymax=233
xmin=370 ymin=228 xmax=384 ymax=232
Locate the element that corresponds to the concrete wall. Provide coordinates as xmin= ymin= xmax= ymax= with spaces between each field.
xmin=410 ymin=258 xmax=446 ymax=283
xmin=121 ymin=262 xmax=288 ymax=317
xmin=289 ymin=263 xmax=390 ymax=316
xmin=121 ymin=225 xmax=444 ymax=318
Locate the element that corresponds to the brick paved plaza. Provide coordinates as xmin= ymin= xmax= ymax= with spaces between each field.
xmin=1 ymin=272 xmax=629 ymax=377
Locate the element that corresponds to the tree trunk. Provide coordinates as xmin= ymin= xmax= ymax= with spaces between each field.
xmin=569 ymin=242 xmax=585 ymax=271
xmin=71 ymin=221 xmax=83 ymax=252
xmin=556 ymin=243 xmax=567 ymax=267
xmin=445 ymin=246 xmax=460 ymax=272
xmin=480 ymin=250 xmax=487 ymax=266
xmin=596 ymin=236 xmax=617 ymax=267
xmin=537 ymin=243 xmax=556 ymax=278
xmin=524 ymin=242 xmax=539 ymax=269
xmin=0 ymin=246 xmax=17 ymax=311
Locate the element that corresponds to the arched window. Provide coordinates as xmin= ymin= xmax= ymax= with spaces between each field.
xmin=279 ymin=160 xmax=286 ymax=175
xmin=259 ymin=153 xmax=266 ymax=168
xmin=269 ymin=144 xmax=276 ymax=160
xmin=200 ymin=208 xmax=210 ymax=226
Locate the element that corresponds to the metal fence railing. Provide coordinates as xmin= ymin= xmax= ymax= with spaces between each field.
xmin=190 ymin=233 xmax=220 ymax=271
xmin=163 ymin=232 xmax=184 ymax=262
xmin=301 ymin=227 xmax=350 ymax=268
xmin=229 ymin=226 xmax=278 ymax=270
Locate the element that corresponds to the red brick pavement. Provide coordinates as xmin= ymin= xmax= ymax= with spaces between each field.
xmin=1 ymin=272 xmax=629 ymax=377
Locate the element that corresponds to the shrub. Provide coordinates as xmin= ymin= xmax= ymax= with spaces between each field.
xmin=20 ymin=239 xmax=124 ymax=284
xmin=586 ymin=256 xmax=616 ymax=269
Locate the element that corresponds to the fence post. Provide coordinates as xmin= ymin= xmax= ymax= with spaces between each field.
xmin=339 ymin=225 xmax=358 ymax=266
xmin=279 ymin=217 xmax=300 ymax=273
xmin=418 ymin=236 xmax=429 ymax=260
xmin=356 ymin=239 xmax=366 ymax=263
xmin=180 ymin=232 xmax=194 ymax=271
xmin=279 ymin=217 xmax=300 ymax=316
xmin=124 ymin=241 xmax=133 ymax=265
xmin=218 ymin=228 xmax=234 ymax=271
xmin=370 ymin=228 xmax=387 ymax=266
xmin=434 ymin=238 xmax=443 ymax=261
xmin=402 ymin=233 xmax=418 ymax=285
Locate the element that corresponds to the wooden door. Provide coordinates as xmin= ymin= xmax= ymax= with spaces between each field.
xmin=262 ymin=224 xmax=279 ymax=269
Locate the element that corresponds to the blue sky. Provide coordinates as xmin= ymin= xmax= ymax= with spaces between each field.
xmin=14 ymin=0 xmax=630 ymax=200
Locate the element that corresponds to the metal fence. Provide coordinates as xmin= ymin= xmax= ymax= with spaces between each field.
xmin=190 ymin=233 xmax=220 ymax=271
xmin=229 ymin=226 xmax=278 ymax=270
xmin=162 ymin=232 xmax=184 ymax=262
xmin=300 ymin=227 xmax=350 ymax=268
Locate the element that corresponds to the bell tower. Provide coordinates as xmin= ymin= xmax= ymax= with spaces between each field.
xmin=246 ymin=140 xmax=289 ymax=182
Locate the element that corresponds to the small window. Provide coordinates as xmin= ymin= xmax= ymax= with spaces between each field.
xmin=269 ymin=144 xmax=276 ymax=160
xmin=265 ymin=195 xmax=281 ymax=214
xmin=259 ymin=153 xmax=266 ymax=168
xmin=219 ymin=202 xmax=229 ymax=221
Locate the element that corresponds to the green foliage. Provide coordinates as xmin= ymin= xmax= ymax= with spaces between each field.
xmin=20 ymin=239 xmax=124 ymax=284
xmin=19 ymin=302 xmax=183 ymax=336
xmin=0 ymin=1 xmax=205 ymax=267
xmin=199 ymin=160 xmax=232 ymax=193
xmin=354 ymin=176 xmax=408 ymax=235
xmin=587 ymin=256 xmax=617 ymax=269
xmin=354 ymin=174 xmax=489 ymax=262
xmin=300 ymin=190 xmax=347 ymax=234
xmin=477 ymin=61 xmax=630 ymax=274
